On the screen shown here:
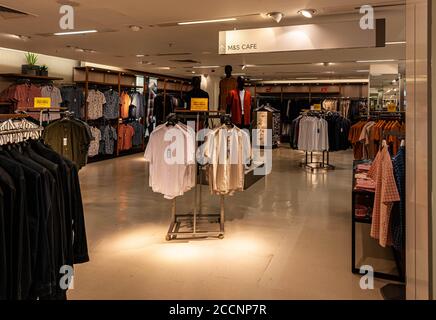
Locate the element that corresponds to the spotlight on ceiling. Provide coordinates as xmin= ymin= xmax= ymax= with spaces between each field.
xmin=298 ymin=9 xmax=316 ymax=18
xmin=267 ymin=12 xmax=285 ymax=23
xmin=129 ymin=25 xmax=143 ymax=32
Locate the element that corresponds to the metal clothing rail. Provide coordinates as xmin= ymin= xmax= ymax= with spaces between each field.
xmin=166 ymin=110 xmax=227 ymax=241
xmin=298 ymin=111 xmax=336 ymax=171
xmin=301 ymin=150 xmax=335 ymax=171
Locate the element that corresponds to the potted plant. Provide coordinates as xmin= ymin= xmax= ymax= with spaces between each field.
xmin=39 ymin=65 xmax=48 ymax=77
xmin=22 ymin=52 xmax=39 ymax=75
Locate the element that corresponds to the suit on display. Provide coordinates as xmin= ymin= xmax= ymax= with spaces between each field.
xmin=227 ymin=76 xmax=252 ymax=128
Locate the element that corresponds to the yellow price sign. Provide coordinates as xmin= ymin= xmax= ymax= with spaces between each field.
xmin=313 ymin=104 xmax=322 ymax=111
xmin=34 ymin=97 xmax=51 ymax=109
xmin=387 ymin=103 xmax=397 ymax=113
xmin=190 ymin=98 xmax=208 ymax=111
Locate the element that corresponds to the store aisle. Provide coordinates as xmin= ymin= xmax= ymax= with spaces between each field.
xmin=69 ymin=148 xmax=387 ymax=300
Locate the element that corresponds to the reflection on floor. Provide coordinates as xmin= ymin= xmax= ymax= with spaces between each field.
xmin=69 ymin=148 xmax=389 ymax=300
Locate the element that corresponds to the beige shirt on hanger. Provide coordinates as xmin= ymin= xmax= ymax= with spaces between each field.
xmin=203 ymin=125 xmax=251 ymax=195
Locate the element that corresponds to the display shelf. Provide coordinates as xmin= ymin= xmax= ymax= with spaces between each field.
xmin=0 ymin=113 xmax=29 ymax=120
xmin=75 ymin=80 xmax=119 ymax=87
xmin=351 ymin=160 xmax=405 ymax=283
xmin=74 ymin=66 xmax=137 ymax=77
xmin=0 ymin=73 xmax=63 ymax=81
xmin=353 ymin=216 xmax=372 ymax=224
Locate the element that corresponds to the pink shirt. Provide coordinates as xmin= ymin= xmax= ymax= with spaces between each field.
xmin=368 ymin=147 xmax=400 ymax=247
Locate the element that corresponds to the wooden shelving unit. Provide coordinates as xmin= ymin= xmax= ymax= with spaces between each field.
xmin=73 ymin=66 xmax=148 ymax=160
xmin=0 ymin=73 xmax=64 ymax=81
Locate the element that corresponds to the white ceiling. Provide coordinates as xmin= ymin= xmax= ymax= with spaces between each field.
xmin=0 ymin=0 xmax=406 ymax=80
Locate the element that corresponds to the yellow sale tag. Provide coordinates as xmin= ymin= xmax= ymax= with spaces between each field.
xmin=313 ymin=104 xmax=322 ymax=111
xmin=387 ymin=103 xmax=397 ymax=112
xmin=190 ymin=98 xmax=208 ymax=111
xmin=34 ymin=97 xmax=51 ymax=109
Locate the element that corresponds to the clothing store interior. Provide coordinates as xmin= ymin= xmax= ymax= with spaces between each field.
xmin=0 ymin=0 xmax=416 ymax=300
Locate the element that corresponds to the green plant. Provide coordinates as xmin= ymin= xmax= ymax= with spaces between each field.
xmin=40 ymin=65 xmax=48 ymax=71
xmin=25 ymin=52 xmax=38 ymax=66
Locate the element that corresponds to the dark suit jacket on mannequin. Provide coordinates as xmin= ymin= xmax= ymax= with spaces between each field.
xmin=227 ymin=89 xmax=252 ymax=127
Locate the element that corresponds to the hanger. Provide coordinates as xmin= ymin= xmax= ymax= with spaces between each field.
xmin=166 ymin=113 xmax=178 ymax=127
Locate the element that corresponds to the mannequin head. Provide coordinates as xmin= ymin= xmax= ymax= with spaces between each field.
xmin=237 ymin=76 xmax=245 ymax=90
xmin=225 ymin=65 xmax=233 ymax=78
xmin=192 ymin=76 xmax=201 ymax=90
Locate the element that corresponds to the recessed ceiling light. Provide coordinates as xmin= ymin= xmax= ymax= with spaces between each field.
xmin=136 ymin=54 xmax=145 ymax=58
xmin=156 ymin=67 xmax=171 ymax=70
xmin=129 ymin=25 xmax=143 ymax=32
xmin=298 ymin=9 xmax=316 ymax=18
xmin=192 ymin=71 xmax=196 ymax=74
xmin=266 ymin=12 xmax=285 ymax=23
xmin=9 ymin=34 xmax=31 ymax=41
xmin=356 ymin=59 xmax=396 ymax=63
xmin=178 ymin=18 xmax=237 ymax=25
xmin=54 ymin=30 xmax=98 ymax=36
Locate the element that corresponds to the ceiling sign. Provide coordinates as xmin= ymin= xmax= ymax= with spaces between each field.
xmin=370 ymin=63 xmax=399 ymax=75
xmin=219 ymin=19 xmax=385 ymax=55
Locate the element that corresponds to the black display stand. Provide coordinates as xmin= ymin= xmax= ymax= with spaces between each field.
xmin=351 ymin=160 xmax=405 ymax=283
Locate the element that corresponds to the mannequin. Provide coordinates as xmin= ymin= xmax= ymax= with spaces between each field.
xmin=185 ymin=76 xmax=209 ymax=110
xmin=227 ymin=76 xmax=252 ymax=129
xmin=219 ymin=65 xmax=237 ymax=112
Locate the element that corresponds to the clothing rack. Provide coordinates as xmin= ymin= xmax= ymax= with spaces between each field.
xmin=298 ymin=110 xmax=336 ymax=171
xmin=0 ymin=116 xmax=44 ymax=144
xmin=166 ymin=111 xmax=227 ymax=241
xmin=301 ymin=151 xmax=335 ymax=171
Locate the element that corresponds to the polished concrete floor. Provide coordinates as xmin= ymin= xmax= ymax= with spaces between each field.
xmin=68 ymin=148 xmax=391 ymax=300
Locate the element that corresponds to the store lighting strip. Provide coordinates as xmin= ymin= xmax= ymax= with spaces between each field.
xmin=178 ymin=18 xmax=236 ymax=25
xmin=356 ymin=59 xmax=396 ymax=63
xmin=193 ymin=66 xmax=220 ymax=69
xmin=386 ymin=41 xmax=406 ymax=45
xmin=54 ymin=30 xmax=98 ymax=36
xmin=259 ymin=79 xmax=369 ymax=84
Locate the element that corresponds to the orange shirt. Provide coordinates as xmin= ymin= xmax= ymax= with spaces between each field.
xmin=118 ymin=124 xmax=135 ymax=151
xmin=120 ymin=92 xmax=131 ymax=119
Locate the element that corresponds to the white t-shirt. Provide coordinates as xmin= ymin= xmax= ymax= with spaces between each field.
xmin=239 ymin=90 xmax=245 ymax=115
xmin=144 ymin=124 xmax=196 ymax=199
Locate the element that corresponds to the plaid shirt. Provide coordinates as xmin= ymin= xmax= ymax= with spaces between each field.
xmin=368 ymin=146 xmax=400 ymax=247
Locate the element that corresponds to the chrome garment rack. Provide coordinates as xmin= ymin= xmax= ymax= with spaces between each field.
xmin=166 ymin=111 xmax=227 ymax=241
xmin=301 ymin=150 xmax=335 ymax=172
xmin=298 ymin=111 xmax=336 ymax=171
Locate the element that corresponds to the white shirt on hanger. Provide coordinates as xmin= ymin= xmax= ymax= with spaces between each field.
xmin=239 ymin=90 xmax=245 ymax=115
